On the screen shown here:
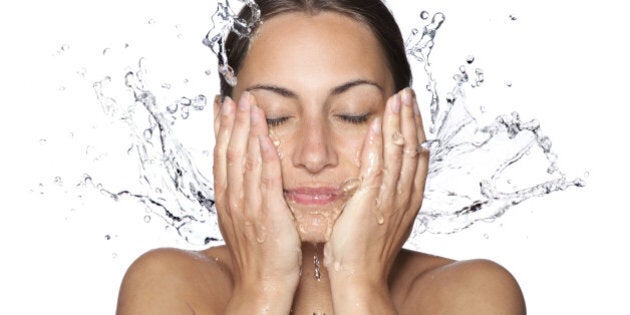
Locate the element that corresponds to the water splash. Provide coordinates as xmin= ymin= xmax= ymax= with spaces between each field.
xmin=79 ymin=9 xmax=583 ymax=247
xmin=202 ymin=0 xmax=260 ymax=87
xmin=405 ymin=12 xmax=584 ymax=239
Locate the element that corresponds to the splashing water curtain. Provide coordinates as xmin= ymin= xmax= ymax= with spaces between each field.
xmin=85 ymin=5 xmax=583 ymax=247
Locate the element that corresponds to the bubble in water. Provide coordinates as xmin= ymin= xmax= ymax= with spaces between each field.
xmin=39 ymin=138 xmax=47 ymax=145
xmin=161 ymin=83 xmax=172 ymax=89
xmin=147 ymin=18 xmax=156 ymax=24
xmin=505 ymin=80 xmax=513 ymax=87
xmin=102 ymin=48 xmax=111 ymax=55
xmin=105 ymin=234 xmax=111 ymax=240
xmin=204 ymin=69 xmax=213 ymax=76
xmin=420 ymin=11 xmax=430 ymax=20
xmin=509 ymin=14 xmax=518 ymax=21
xmin=466 ymin=55 xmax=475 ymax=64
xmin=54 ymin=176 xmax=63 ymax=186
xmin=144 ymin=215 xmax=152 ymax=223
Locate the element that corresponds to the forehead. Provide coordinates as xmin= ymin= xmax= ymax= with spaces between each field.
xmin=235 ymin=11 xmax=394 ymax=96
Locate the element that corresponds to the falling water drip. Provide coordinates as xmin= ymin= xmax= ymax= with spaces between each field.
xmin=313 ymin=243 xmax=321 ymax=281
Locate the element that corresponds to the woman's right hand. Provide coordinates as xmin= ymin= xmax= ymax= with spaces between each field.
xmin=213 ymin=92 xmax=302 ymax=312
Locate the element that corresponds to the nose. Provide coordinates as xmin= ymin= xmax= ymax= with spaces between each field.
xmin=292 ymin=117 xmax=338 ymax=174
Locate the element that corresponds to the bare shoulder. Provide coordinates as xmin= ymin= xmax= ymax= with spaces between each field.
xmin=395 ymin=252 xmax=526 ymax=314
xmin=116 ymin=247 xmax=233 ymax=315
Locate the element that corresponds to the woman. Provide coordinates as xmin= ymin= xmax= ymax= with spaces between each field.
xmin=117 ymin=1 xmax=526 ymax=314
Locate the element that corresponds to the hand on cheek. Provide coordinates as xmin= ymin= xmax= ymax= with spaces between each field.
xmin=213 ymin=93 xmax=302 ymax=311
xmin=324 ymin=88 xmax=429 ymax=286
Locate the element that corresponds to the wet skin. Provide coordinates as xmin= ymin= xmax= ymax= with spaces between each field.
xmin=116 ymin=12 xmax=526 ymax=315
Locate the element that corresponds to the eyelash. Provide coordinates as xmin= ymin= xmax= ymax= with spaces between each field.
xmin=265 ymin=114 xmax=370 ymax=127
xmin=339 ymin=114 xmax=370 ymax=124
xmin=266 ymin=117 xmax=290 ymax=127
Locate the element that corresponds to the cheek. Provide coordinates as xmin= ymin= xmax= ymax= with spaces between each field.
xmin=336 ymin=133 xmax=364 ymax=169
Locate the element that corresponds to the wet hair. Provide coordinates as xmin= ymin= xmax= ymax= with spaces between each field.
xmin=220 ymin=0 xmax=412 ymax=97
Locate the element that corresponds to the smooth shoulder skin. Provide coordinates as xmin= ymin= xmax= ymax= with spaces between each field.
xmin=116 ymin=247 xmax=526 ymax=315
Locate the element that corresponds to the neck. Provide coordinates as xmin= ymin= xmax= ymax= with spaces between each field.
xmin=291 ymin=242 xmax=333 ymax=313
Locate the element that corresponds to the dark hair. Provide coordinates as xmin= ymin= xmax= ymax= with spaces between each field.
xmin=220 ymin=0 xmax=412 ymax=97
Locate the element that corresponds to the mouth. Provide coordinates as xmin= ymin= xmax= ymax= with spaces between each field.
xmin=284 ymin=187 xmax=343 ymax=206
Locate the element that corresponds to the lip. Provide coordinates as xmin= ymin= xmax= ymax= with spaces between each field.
xmin=284 ymin=187 xmax=343 ymax=206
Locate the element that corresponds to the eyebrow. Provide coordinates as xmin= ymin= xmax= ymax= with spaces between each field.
xmin=245 ymin=79 xmax=384 ymax=98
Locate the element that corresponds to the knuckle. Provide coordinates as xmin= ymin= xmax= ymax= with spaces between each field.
xmin=245 ymin=156 xmax=261 ymax=172
xmin=226 ymin=147 xmax=242 ymax=164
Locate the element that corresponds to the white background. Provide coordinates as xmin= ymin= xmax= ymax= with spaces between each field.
xmin=1 ymin=0 xmax=629 ymax=314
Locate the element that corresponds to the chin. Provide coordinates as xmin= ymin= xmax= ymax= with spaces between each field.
xmin=294 ymin=209 xmax=340 ymax=244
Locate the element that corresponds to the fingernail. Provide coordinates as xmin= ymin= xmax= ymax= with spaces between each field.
xmin=401 ymin=89 xmax=413 ymax=107
xmin=238 ymin=91 xmax=251 ymax=111
xmin=250 ymin=104 xmax=260 ymax=124
xmin=391 ymin=95 xmax=401 ymax=114
xmin=258 ymin=134 xmax=270 ymax=152
xmin=222 ymin=96 xmax=233 ymax=116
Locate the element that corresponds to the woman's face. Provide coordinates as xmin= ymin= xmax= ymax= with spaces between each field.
xmin=232 ymin=12 xmax=395 ymax=242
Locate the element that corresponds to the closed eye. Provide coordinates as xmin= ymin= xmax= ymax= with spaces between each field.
xmin=338 ymin=114 xmax=370 ymax=125
xmin=266 ymin=117 xmax=290 ymax=127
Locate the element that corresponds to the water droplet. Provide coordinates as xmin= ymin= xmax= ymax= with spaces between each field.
xmin=54 ymin=176 xmax=63 ymax=186
xmin=505 ymin=80 xmax=513 ymax=87
xmin=161 ymin=83 xmax=171 ymax=89
xmin=166 ymin=102 xmax=178 ymax=114
xmin=147 ymin=18 xmax=156 ymax=24
xmin=143 ymin=128 xmax=153 ymax=140
xmin=420 ymin=11 xmax=430 ymax=20
xmin=60 ymin=44 xmax=70 ymax=52
xmin=204 ymin=69 xmax=212 ymax=76
xmin=181 ymin=107 xmax=190 ymax=119
xmin=192 ymin=95 xmax=207 ymax=111
xmin=483 ymin=233 xmax=490 ymax=239
xmin=144 ymin=215 xmax=152 ymax=223
xmin=509 ymin=14 xmax=518 ymax=21
xmin=102 ymin=48 xmax=110 ymax=55
xmin=39 ymin=138 xmax=47 ymax=145
xmin=105 ymin=234 xmax=111 ymax=240
xmin=179 ymin=97 xmax=191 ymax=106
xmin=376 ymin=212 xmax=385 ymax=225
xmin=411 ymin=28 xmax=419 ymax=35
xmin=466 ymin=55 xmax=475 ymax=64
xmin=112 ymin=253 xmax=118 ymax=259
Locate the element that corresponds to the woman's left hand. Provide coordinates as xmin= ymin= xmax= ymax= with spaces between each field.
xmin=324 ymin=88 xmax=428 ymax=312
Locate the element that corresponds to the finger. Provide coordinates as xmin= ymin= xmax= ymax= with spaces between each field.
xmin=213 ymin=95 xmax=223 ymax=137
xmin=259 ymin=133 xmax=293 ymax=229
xmin=226 ymin=92 xmax=253 ymax=221
xmin=396 ymin=88 xmax=421 ymax=206
xmin=213 ymin=96 xmax=236 ymax=211
xmin=244 ymin=103 xmax=264 ymax=223
xmin=379 ymin=93 xmax=403 ymax=209
xmin=412 ymin=92 xmax=430 ymax=214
